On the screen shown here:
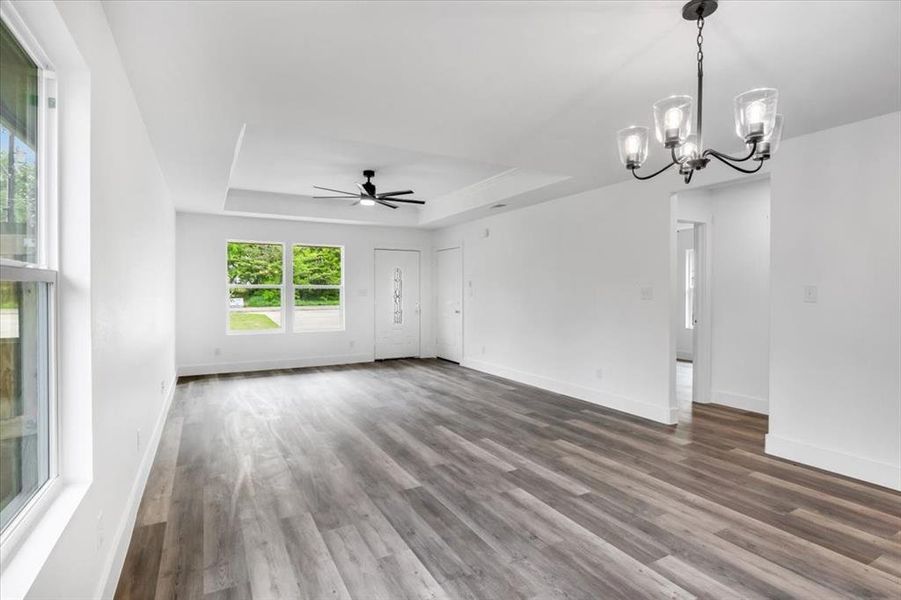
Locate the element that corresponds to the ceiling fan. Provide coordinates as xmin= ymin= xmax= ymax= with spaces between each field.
xmin=313 ymin=170 xmax=426 ymax=209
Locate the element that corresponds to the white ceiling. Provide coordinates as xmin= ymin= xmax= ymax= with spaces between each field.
xmin=102 ymin=0 xmax=901 ymax=227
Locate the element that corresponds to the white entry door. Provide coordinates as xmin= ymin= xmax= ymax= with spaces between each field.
xmin=435 ymin=247 xmax=463 ymax=362
xmin=374 ymin=249 xmax=420 ymax=359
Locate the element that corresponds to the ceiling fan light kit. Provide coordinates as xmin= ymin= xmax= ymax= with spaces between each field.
xmin=313 ymin=170 xmax=426 ymax=209
xmin=617 ymin=0 xmax=784 ymax=184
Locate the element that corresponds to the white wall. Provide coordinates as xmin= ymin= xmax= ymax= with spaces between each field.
xmin=433 ymin=179 xmax=677 ymax=424
xmin=19 ymin=1 xmax=177 ymax=598
xmin=176 ymin=212 xmax=434 ymax=375
xmin=675 ymin=228 xmax=694 ymax=361
xmin=766 ymin=112 xmax=901 ymax=490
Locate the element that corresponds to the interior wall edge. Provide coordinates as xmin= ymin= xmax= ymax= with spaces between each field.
xmin=462 ymin=358 xmax=678 ymax=425
xmin=96 ymin=372 xmax=177 ymax=599
xmin=765 ymin=434 xmax=901 ymax=491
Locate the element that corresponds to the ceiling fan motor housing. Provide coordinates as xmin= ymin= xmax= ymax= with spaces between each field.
xmin=362 ymin=169 xmax=377 ymax=196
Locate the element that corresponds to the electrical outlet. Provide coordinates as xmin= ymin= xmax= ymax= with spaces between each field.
xmin=213 ymin=347 xmax=222 ymax=356
xmin=481 ymin=345 xmax=486 ymax=355
xmin=803 ymin=285 xmax=818 ymax=303
xmin=160 ymin=379 xmax=166 ymax=395
xmin=640 ymin=286 xmax=654 ymax=301
xmin=595 ymin=368 xmax=604 ymax=379
xmin=349 ymin=340 xmax=355 ymax=349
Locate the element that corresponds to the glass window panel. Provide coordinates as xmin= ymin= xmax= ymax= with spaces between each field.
xmin=227 ymin=242 xmax=283 ymax=285
xmin=293 ymin=245 xmax=342 ymax=286
xmin=0 ymin=280 xmax=50 ymax=531
xmin=228 ymin=287 xmax=282 ymax=331
xmin=294 ymin=288 xmax=343 ymax=332
xmin=0 ymin=19 xmax=40 ymax=264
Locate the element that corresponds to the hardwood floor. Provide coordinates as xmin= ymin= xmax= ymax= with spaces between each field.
xmin=116 ymin=359 xmax=901 ymax=599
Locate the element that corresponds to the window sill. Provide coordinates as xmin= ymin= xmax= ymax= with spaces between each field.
xmin=0 ymin=480 xmax=89 ymax=600
xmin=293 ymin=328 xmax=347 ymax=334
xmin=226 ymin=328 xmax=286 ymax=336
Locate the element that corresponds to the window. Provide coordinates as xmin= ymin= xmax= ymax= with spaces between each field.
xmin=226 ymin=241 xmax=284 ymax=333
xmin=1 ymin=17 xmax=56 ymax=535
xmin=685 ymin=248 xmax=695 ymax=329
xmin=293 ymin=245 xmax=343 ymax=332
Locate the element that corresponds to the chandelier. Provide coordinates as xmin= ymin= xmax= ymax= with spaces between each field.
xmin=617 ymin=0 xmax=784 ymax=184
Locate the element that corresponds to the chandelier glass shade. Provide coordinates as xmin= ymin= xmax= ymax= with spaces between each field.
xmin=617 ymin=0 xmax=784 ymax=184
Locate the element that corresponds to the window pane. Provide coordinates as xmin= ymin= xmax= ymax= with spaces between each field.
xmin=0 ymin=19 xmax=40 ymax=264
xmin=294 ymin=288 xmax=342 ymax=332
xmin=227 ymin=242 xmax=282 ymax=285
xmin=293 ymin=245 xmax=341 ymax=286
xmin=228 ymin=287 xmax=281 ymax=331
xmin=0 ymin=280 xmax=50 ymax=532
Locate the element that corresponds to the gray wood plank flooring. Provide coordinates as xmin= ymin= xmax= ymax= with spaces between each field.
xmin=115 ymin=359 xmax=901 ymax=599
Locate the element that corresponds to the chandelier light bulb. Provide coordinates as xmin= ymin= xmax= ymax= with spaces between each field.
xmin=616 ymin=126 xmax=649 ymax=168
xmin=745 ymin=101 xmax=766 ymax=135
xmin=360 ymin=198 xmax=376 ymax=206
xmin=624 ymin=134 xmax=641 ymax=155
xmin=734 ymin=88 xmax=778 ymax=142
xmin=665 ymin=107 xmax=683 ymax=130
xmin=653 ymin=95 xmax=693 ymax=147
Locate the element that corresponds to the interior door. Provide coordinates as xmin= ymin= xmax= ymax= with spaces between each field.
xmin=374 ymin=249 xmax=420 ymax=359
xmin=435 ymin=247 xmax=463 ymax=362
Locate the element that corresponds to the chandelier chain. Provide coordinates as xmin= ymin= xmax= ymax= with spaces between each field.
xmin=696 ymin=16 xmax=704 ymax=74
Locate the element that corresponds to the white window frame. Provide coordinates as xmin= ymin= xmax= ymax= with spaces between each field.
xmin=0 ymin=3 xmax=60 ymax=547
xmin=292 ymin=243 xmax=345 ymax=333
xmin=225 ymin=239 xmax=285 ymax=335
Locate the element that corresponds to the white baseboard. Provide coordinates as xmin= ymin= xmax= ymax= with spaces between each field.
xmin=96 ymin=373 xmax=178 ymax=599
xmin=462 ymin=358 xmax=676 ymax=425
xmin=765 ymin=434 xmax=901 ymax=491
xmin=177 ymin=353 xmax=373 ymax=377
xmin=712 ymin=390 xmax=769 ymax=415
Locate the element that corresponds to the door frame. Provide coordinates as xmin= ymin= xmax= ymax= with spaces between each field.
xmin=373 ymin=248 xmax=422 ymax=360
xmin=434 ymin=245 xmax=464 ymax=363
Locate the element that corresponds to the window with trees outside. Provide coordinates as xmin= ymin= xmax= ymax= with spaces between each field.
xmin=1 ymin=17 xmax=56 ymax=534
xmin=294 ymin=245 xmax=343 ymax=332
xmin=227 ymin=241 xmax=284 ymax=332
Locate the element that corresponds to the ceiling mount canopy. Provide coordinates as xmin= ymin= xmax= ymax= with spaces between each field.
xmin=313 ymin=170 xmax=427 ymax=209
xmin=617 ymin=0 xmax=784 ymax=184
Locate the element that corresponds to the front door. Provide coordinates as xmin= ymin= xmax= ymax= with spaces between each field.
xmin=374 ymin=249 xmax=420 ymax=359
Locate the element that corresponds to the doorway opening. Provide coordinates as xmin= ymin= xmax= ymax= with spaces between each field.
xmin=676 ymin=222 xmax=696 ymax=411
xmin=671 ymin=176 xmax=772 ymax=422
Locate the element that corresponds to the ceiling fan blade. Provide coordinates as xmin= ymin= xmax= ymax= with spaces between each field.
xmin=314 ymin=185 xmax=358 ymax=196
xmin=377 ymin=190 xmax=414 ymax=198
xmin=381 ymin=197 xmax=425 ymax=205
xmin=351 ymin=199 xmax=361 ymax=206
xmin=313 ymin=195 xmax=359 ymax=199
xmin=376 ymin=199 xmax=398 ymax=209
